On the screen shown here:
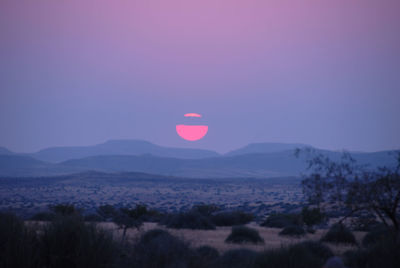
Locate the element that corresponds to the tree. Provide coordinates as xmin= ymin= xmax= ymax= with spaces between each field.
xmin=296 ymin=149 xmax=400 ymax=236
xmin=49 ymin=203 xmax=80 ymax=216
xmin=301 ymin=206 xmax=325 ymax=228
xmin=97 ymin=204 xmax=118 ymax=221
xmin=114 ymin=204 xmax=147 ymax=242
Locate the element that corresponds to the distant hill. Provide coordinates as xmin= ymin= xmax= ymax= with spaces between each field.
xmin=0 ymin=155 xmax=53 ymax=177
xmin=0 ymin=141 xmax=398 ymax=178
xmin=55 ymin=150 xmax=400 ymax=178
xmin=225 ymin=142 xmax=311 ymax=156
xmin=58 ymin=150 xmax=398 ymax=178
xmin=0 ymin=147 xmax=13 ymax=155
xmin=31 ymin=139 xmax=220 ymax=162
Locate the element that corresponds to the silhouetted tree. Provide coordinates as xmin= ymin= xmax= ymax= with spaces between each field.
xmin=296 ymin=149 xmax=400 ymax=236
xmin=49 ymin=203 xmax=80 ymax=216
xmin=114 ymin=204 xmax=147 ymax=242
xmin=97 ymin=204 xmax=118 ymax=221
xmin=301 ymin=206 xmax=325 ymax=228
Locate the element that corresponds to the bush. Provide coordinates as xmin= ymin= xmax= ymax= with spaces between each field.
xmin=49 ymin=203 xmax=80 ymax=216
xmin=160 ymin=211 xmax=216 ymax=230
xmin=279 ymin=225 xmax=306 ymax=237
xmin=344 ymin=235 xmax=400 ymax=268
xmin=212 ymin=211 xmax=253 ymax=226
xmin=362 ymin=226 xmax=395 ymax=247
xmin=40 ymin=215 xmax=118 ymax=268
xmin=114 ymin=205 xmax=146 ymax=240
xmin=140 ymin=208 xmax=164 ymax=222
xmin=321 ymin=223 xmax=357 ymax=245
xmin=30 ymin=211 xmax=55 ymax=221
xmin=0 ymin=212 xmax=40 ymax=268
xmin=350 ymin=215 xmax=381 ymax=232
xmin=256 ymin=241 xmax=333 ymax=268
xmin=132 ymin=229 xmax=196 ymax=268
xmin=225 ymin=226 xmax=264 ymax=244
xmin=97 ymin=204 xmax=118 ymax=221
xmin=196 ymin=245 xmax=219 ymax=259
xmin=301 ymin=207 xmax=324 ymax=227
xmin=192 ymin=204 xmax=219 ymax=216
xmin=84 ymin=213 xmax=103 ymax=222
xmin=195 ymin=246 xmax=220 ymax=268
xmin=217 ymin=249 xmax=258 ymax=268
xmin=261 ymin=213 xmax=302 ymax=228
xmin=297 ymin=241 xmax=334 ymax=261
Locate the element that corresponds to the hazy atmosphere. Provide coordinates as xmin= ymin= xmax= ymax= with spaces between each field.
xmin=1 ymin=2 xmax=400 ymax=268
xmin=1 ymin=0 xmax=399 ymax=153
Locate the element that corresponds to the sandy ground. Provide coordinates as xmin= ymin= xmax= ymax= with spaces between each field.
xmin=98 ymin=222 xmax=364 ymax=255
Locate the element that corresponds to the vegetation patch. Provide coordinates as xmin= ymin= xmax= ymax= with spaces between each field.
xmin=40 ymin=215 xmax=118 ymax=268
xmin=279 ymin=225 xmax=306 ymax=237
xmin=261 ymin=213 xmax=302 ymax=228
xmin=132 ymin=229 xmax=195 ymax=268
xmin=256 ymin=241 xmax=333 ymax=268
xmin=225 ymin=225 xmax=264 ymax=244
xmin=212 ymin=211 xmax=253 ymax=226
xmin=160 ymin=211 xmax=216 ymax=230
xmin=344 ymin=234 xmax=400 ymax=268
xmin=321 ymin=223 xmax=357 ymax=245
xmin=362 ymin=226 xmax=395 ymax=247
xmin=0 ymin=212 xmax=40 ymax=268
xmin=216 ymin=249 xmax=258 ymax=268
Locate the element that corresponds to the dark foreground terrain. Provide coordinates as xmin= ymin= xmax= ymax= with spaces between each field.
xmin=1 ymin=206 xmax=399 ymax=268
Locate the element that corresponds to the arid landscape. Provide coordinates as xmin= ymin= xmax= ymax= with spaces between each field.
xmin=97 ymin=222 xmax=363 ymax=255
xmin=1 ymin=0 xmax=399 ymax=267
xmin=0 ymin=172 xmax=302 ymax=218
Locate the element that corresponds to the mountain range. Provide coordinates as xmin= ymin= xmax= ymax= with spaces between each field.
xmin=0 ymin=140 xmax=398 ymax=178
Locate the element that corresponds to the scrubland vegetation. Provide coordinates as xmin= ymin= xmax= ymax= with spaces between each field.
xmin=0 ymin=199 xmax=399 ymax=268
xmin=0 ymin=152 xmax=399 ymax=267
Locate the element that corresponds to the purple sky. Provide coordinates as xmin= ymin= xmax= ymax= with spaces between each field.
xmin=1 ymin=0 xmax=399 ymax=153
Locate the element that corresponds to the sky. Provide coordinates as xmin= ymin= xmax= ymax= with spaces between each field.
xmin=0 ymin=0 xmax=399 ymax=153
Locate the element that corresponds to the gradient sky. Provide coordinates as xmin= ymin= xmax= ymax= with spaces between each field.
xmin=1 ymin=0 xmax=399 ymax=153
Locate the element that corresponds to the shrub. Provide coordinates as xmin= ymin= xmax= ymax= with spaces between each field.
xmin=344 ymin=235 xmax=400 ymax=268
xmin=321 ymin=223 xmax=357 ymax=245
xmin=49 ymin=203 xmax=80 ymax=216
xmin=97 ymin=204 xmax=118 ymax=221
xmin=255 ymin=241 xmax=333 ymax=268
xmin=192 ymin=204 xmax=219 ymax=216
xmin=114 ymin=205 xmax=146 ymax=240
xmin=132 ymin=229 xmax=196 ymax=268
xmin=350 ymin=215 xmax=381 ymax=232
xmin=217 ymin=249 xmax=258 ymax=268
xmin=84 ymin=213 xmax=103 ymax=222
xmin=297 ymin=241 xmax=334 ymax=261
xmin=160 ymin=211 xmax=216 ymax=230
xmin=261 ymin=213 xmax=302 ymax=228
xmin=225 ymin=226 xmax=264 ymax=244
xmin=30 ymin=211 xmax=55 ymax=221
xmin=140 ymin=208 xmax=164 ymax=222
xmin=306 ymin=226 xmax=316 ymax=234
xmin=362 ymin=226 xmax=395 ymax=247
xmin=40 ymin=215 xmax=118 ymax=268
xmin=196 ymin=245 xmax=219 ymax=260
xmin=301 ymin=207 xmax=324 ymax=227
xmin=343 ymin=249 xmax=368 ymax=268
xmin=212 ymin=211 xmax=253 ymax=226
xmin=195 ymin=246 xmax=220 ymax=268
xmin=279 ymin=225 xmax=306 ymax=237
xmin=0 ymin=212 xmax=40 ymax=268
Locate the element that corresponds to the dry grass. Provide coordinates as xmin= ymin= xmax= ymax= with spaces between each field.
xmin=98 ymin=222 xmax=365 ymax=255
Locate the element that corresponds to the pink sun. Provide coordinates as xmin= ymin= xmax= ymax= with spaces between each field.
xmin=176 ymin=113 xmax=208 ymax=141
